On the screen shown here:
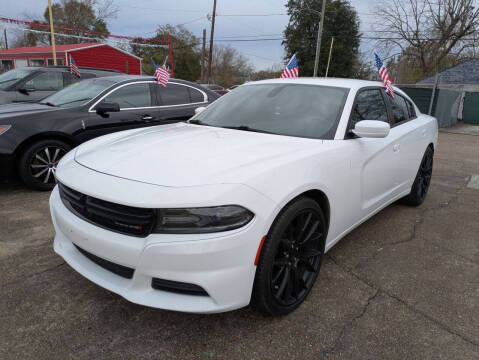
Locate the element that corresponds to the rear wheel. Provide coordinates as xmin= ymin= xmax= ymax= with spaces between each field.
xmin=252 ymin=197 xmax=326 ymax=316
xmin=400 ymin=147 xmax=434 ymax=206
xmin=18 ymin=139 xmax=71 ymax=191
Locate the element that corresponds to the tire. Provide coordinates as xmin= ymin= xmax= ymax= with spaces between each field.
xmin=400 ymin=146 xmax=434 ymax=207
xmin=18 ymin=139 xmax=71 ymax=191
xmin=252 ymin=197 xmax=327 ymax=316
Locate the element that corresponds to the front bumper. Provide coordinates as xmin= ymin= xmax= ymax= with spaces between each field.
xmin=0 ymin=153 xmax=16 ymax=179
xmin=50 ymin=184 xmax=270 ymax=313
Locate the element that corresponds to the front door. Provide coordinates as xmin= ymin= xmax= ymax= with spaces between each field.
xmin=345 ymin=88 xmax=400 ymax=216
xmin=80 ymin=81 xmax=160 ymax=142
xmin=15 ymin=71 xmax=63 ymax=102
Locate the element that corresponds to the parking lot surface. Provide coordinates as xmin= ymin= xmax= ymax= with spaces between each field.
xmin=1 ymin=131 xmax=478 ymax=359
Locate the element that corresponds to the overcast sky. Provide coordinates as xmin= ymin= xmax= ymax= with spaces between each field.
xmin=2 ymin=0 xmax=378 ymax=70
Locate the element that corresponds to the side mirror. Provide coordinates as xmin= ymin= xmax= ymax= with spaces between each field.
xmin=96 ymin=102 xmax=120 ymax=114
xmin=17 ymin=88 xmax=31 ymax=95
xmin=194 ymin=106 xmax=206 ymax=115
xmin=352 ymin=120 xmax=390 ymax=138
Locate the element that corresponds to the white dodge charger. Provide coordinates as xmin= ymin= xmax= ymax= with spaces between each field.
xmin=50 ymin=78 xmax=437 ymax=315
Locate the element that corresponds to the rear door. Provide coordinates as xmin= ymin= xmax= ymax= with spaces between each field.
xmin=385 ymin=93 xmax=427 ymax=190
xmin=156 ymin=82 xmax=208 ymax=124
xmin=82 ymin=81 xmax=160 ymax=141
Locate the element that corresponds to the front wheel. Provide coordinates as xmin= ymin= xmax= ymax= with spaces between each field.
xmin=18 ymin=139 xmax=71 ymax=191
xmin=400 ymin=146 xmax=434 ymax=206
xmin=252 ymin=197 xmax=326 ymax=316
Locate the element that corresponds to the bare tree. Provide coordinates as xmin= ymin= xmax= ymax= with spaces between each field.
xmin=210 ymin=45 xmax=253 ymax=87
xmin=374 ymin=0 xmax=479 ymax=77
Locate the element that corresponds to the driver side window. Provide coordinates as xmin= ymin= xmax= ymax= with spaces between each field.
xmin=25 ymin=72 xmax=63 ymax=91
xmin=352 ymin=89 xmax=389 ymax=125
xmin=103 ymin=83 xmax=152 ymax=109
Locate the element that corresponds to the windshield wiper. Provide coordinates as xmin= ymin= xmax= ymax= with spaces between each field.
xmin=220 ymin=125 xmax=275 ymax=134
xmin=188 ymin=119 xmax=205 ymax=125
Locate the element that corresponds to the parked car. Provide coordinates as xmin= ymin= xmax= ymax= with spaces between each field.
xmin=0 ymin=66 xmax=120 ymax=104
xmin=50 ymin=78 xmax=438 ymax=315
xmin=200 ymin=83 xmax=229 ymax=95
xmin=0 ymin=75 xmax=220 ymax=190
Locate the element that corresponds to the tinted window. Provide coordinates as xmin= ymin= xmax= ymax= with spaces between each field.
xmin=387 ymin=95 xmax=409 ymax=124
xmin=25 ymin=71 xmax=63 ymax=91
xmin=104 ymin=83 xmax=151 ymax=108
xmin=159 ymin=83 xmax=190 ymax=105
xmin=406 ymin=99 xmax=416 ymax=119
xmin=194 ymin=84 xmax=349 ymax=139
xmin=64 ymin=72 xmax=95 ymax=85
xmin=189 ymin=87 xmax=204 ymax=103
xmin=352 ymin=89 xmax=388 ymax=124
xmin=0 ymin=68 xmax=33 ymax=89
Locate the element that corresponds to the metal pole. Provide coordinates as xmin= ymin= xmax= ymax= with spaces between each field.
xmin=168 ymin=33 xmax=174 ymax=77
xmin=428 ymin=72 xmax=439 ymax=115
xmin=313 ymin=0 xmax=326 ymax=77
xmin=325 ymin=36 xmax=334 ymax=77
xmin=207 ymin=0 xmax=217 ymax=83
xmin=48 ymin=0 xmax=57 ymax=65
xmin=201 ymin=29 xmax=206 ymax=82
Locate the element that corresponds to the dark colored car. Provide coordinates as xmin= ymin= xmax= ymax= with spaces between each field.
xmin=0 ymin=66 xmax=120 ymax=104
xmin=0 ymin=75 xmax=220 ymax=190
xmin=200 ymin=83 xmax=229 ymax=95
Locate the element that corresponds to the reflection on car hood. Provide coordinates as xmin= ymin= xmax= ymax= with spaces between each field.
xmin=75 ymin=123 xmax=321 ymax=187
xmin=0 ymin=102 xmax=59 ymax=119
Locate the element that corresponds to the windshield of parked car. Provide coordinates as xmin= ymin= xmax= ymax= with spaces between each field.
xmin=192 ymin=83 xmax=349 ymax=139
xmin=0 ymin=69 xmax=34 ymax=89
xmin=40 ymin=78 xmax=116 ymax=108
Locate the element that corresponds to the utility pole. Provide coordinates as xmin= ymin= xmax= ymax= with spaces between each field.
xmin=201 ymin=28 xmax=206 ymax=82
xmin=3 ymin=28 xmax=7 ymax=49
xmin=48 ymin=0 xmax=57 ymax=65
xmin=207 ymin=0 xmax=217 ymax=84
xmin=313 ymin=0 xmax=326 ymax=77
xmin=325 ymin=37 xmax=334 ymax=77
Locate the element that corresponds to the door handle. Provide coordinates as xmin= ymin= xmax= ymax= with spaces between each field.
xmin=393 ymin=144 xmax=401 ymax=152
xmin=142 ymin=115 xmax=153 ymax=121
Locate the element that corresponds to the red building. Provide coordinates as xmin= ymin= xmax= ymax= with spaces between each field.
xmin=0 ymin=43 xmax=142 ymax=74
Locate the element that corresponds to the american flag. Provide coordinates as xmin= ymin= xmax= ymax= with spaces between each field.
xmin=281 ymin=54 xmax=299 ymax=78
xmin=374 ymin=53 xmax=394 ymax=98
xmin=151 ymin=58 xmax=170 ymax=87
xmin=69 ymin=55 xmax=80 ymax=78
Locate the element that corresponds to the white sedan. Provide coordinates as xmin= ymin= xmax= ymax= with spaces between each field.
xmin=50 ymin=78 xmax=437 ymax=316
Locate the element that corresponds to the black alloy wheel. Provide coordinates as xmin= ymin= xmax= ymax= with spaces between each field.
xmin=18 ymin=139 xmax=71 ymax=191
xmin=400 ymin=146 xmax=434 ymax=206
xmin=252 ymin=197 xmax=326 ymax=316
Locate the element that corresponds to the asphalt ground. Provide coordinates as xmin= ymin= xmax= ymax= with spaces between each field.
xmin=1 ymin=130 xmax=478 ymax=359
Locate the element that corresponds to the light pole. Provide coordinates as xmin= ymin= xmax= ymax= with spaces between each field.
xmin=297 ymin=2 xmax=326 ymax=77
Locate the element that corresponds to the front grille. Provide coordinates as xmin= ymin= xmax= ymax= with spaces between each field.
xmin=152 ymin=278 xmax=209 ymax=296
xmin=59 ymin=183 xmax=155 ymax=237
xmin=74 ymin=244 xmax=134 ymax=279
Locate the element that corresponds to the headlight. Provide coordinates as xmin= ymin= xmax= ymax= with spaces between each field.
xmin=0 ymin=125 xmax=11 ymax=136
xmin=153 ymin=205 xmax=254 ymax=234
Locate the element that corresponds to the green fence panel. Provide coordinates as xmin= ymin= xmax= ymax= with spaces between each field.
xmin=399 ymin=87 xmax=438 ymax=115
xmin=463 ymin=92 xmax=479 ymax=124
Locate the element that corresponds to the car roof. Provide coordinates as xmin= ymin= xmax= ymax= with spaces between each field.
xmin=98 ymin=75 xmax=209 ymax=87
xmin=245 ymin=77 xmax=387 ymax=90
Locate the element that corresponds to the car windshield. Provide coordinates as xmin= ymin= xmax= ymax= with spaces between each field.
xmin=0 ymin=69 xmax=34 ymax=89
xmin=193 ymin=83 xmax=349 ymax=139
xmin=40 ymin=78 xmax=116 ymax=108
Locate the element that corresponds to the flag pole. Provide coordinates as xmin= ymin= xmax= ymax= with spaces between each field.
xmin=48 ymin=0 xmax=57 ymax=66
xmin=325 ymin=37 xmax=334 ymax=78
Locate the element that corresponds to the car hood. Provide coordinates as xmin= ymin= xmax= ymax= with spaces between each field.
xmin=0 ymin=102 xmax=59 ymax=120
xmin=75 ymin=123 xmax=322 ymax=187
